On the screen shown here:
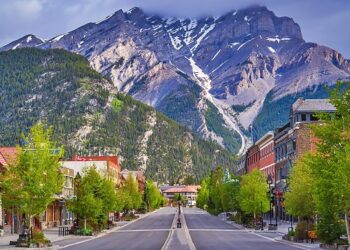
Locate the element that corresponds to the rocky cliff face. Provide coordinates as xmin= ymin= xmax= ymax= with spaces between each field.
xmin=3 ymin=5 xmax=349 ymax=154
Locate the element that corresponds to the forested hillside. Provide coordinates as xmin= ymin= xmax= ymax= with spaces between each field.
xmin=0 ymin=48 xmax=235 ymax=183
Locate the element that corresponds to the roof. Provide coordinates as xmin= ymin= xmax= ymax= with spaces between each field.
xmin=255 ymin=131 xmax=274 ymax=146
xmin=72 ymin=155 xmax=119 ymax=166
xmin=292 ymin=98 xmax=336 ymax=113
xmin=163 ymin=186 xmax=199 ymax=193
xmin=0 ymin=147 xmax=18 ymax=167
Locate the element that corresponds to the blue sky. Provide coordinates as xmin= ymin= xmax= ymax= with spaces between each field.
xmin=0 ymin=0 xmax=349 ymax=57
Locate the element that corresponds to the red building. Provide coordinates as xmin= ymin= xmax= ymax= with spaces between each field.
xmin=256 ymin=131 xmax=275 ymax=181
xmin=246 ymin=144 xmax=260 ymax=173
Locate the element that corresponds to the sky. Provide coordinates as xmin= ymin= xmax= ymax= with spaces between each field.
xmin=0 ymin=0 xmax=349 ymax=57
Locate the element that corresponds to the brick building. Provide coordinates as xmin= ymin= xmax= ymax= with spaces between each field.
xmin=256 ymin=131 xmax=275 ymax=181
xmin=246 ymin=144 xmax=260 ymax=173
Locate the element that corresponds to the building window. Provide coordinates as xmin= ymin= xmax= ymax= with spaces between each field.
xmin=301 ymin=113 xmax=306 ymax=121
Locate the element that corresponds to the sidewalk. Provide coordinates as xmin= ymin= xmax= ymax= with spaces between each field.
xmin=219 ymin=215 xmax=323 ymax=250
xmin=259 ymin=220 xmax=322 ymax=250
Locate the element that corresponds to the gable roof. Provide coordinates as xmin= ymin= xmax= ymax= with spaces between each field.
xmin=0 ymin=147 xmax=18 ymax=167
xmin=292 ymin=98 xmax=336 ymax=113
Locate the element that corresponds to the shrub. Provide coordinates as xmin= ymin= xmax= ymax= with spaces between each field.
xmin=288 ymin=230 xmax=296 ymax=237
xmin=78 ymin=228 xmax=93 ymax=236
xmin=295 ymin=221 xmax=314 ymax=241
xmin=31 ymin=229 xmax=50 ymax=245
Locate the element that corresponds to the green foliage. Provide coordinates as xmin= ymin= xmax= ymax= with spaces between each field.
xmin=197 ymin=167 xmax=240 ymax=214
xmin=208 ymin=166 xmax=225 ymax=213
xmin=221 ymin=179 xmax=240 ymax=212
xmin=238 ymin=169 xmax=269 ymax=219
xmin=284 ymin=82 xmax=350 ymax=244
xmin=69 ymin=168 xmax=116 ymax=230
xmin=111 ymin=98 xmax=124 ymax=113
xmin=119 ymin=174 xmax=142 ymax=212
xmin=144 ymin=180 xmax=164 ymax=210
xmin=0 ymin=122 xmax=64 ymax=226
xmin=284 ymin=154 xmax=315 ymax=218
xmin=295 ymin=221 xmax=314 ymax=241
xmin=30 ymin=228 xmax=50 ymax=245
xmin=307 ymin=82 xmax=350 ymax=244
xmin=173 ymin=193 xmax=186 ymax=204
xmin=196 ymin=178 xmax=209 ymax=209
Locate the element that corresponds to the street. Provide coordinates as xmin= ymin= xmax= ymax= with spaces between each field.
xmin=184 ymin=208 xmax=302 ymax=250
xmin=55 ymin=207 xmax=305 ymax=250
xmin=57 ymin=207 xmax=174 ymax=250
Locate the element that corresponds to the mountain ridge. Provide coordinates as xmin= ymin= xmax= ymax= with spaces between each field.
xmin=2 ymin=5 xmax=349 ymax=154
xmin=0 ymin=47 xmax=235 ymax=183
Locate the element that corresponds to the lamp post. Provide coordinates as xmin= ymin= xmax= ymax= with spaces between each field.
xmin=267 ymin=175 xmax=273 ymax=225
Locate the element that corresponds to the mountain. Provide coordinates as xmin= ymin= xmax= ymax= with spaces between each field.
xmin=2 ymin=5 xmax=350 ymax=154
xmin=0 ymin=48 xmax=235 ymax=183
xmin=0 ymin=34 xmax=45 ymax=50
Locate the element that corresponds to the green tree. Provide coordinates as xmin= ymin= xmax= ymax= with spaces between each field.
xmin=284 ymin=154 xmax=315 ymax=219
xmin=121 ymin=174 xmax=142 ymax=212
xmin=173 ymin=193 xmax=186 ymax=204
xmin=0 ymin=122 xmax=64 ymax=231
xmin=196 ymin=177 xmax=209 ymax=209
xmin=144 ymin=180 xmax=163 ymax=210
xmin=238 ymin=169 xmax=269 ymax=221
xmin=208 ymin=166 xmax=225 ymax=213
xmin=69 ymin=167 xmax=116 ymax=230
xmin=307 ymin=82 xmax=350 ymax=244
xmin=221 ymin=176 xmax=240 ymax=212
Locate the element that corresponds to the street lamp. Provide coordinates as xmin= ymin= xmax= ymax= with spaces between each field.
xmin=267 ymin=175 xmax=273 ymax=225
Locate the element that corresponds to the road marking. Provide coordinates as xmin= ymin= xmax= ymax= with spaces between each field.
xmin=188 ymin=229 xmax=246 ymax=232
xmin=249 ymin=231 xmax=310 ymax=250
xmin=58 ymin=208 xmax=163 ymax=249
xmin=161 ymin=209 xmax=177 ymax=250
xmin=182 ymin=210 xmax=197 ymax=250
xmin=116 ymin=229 xmax=170 ymax=232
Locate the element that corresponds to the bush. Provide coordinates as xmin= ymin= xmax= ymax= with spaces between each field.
xmin=30 ymin=229 xmax=51 ymax=245
xmin=295 ymin=221 xmax=314 ymax=241
xmin=78 ymin=228 xmax=93 ymax=236
xmin=288 ymin=230 xmax=296 ymax=237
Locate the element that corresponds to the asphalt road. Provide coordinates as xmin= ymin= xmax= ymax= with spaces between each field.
xmin=58 ymin=207 xmax=175 ymax=250
xmin=184 ymin=208 xmax=302 ymax=250
xmin=56 ymin=207 xmax=304 ymax=250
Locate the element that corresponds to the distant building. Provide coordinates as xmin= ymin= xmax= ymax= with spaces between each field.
xmin=61 ymin=155 xmax=121 ymax=187
xmin=161 ymin=185 xmax=200 ymax=206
